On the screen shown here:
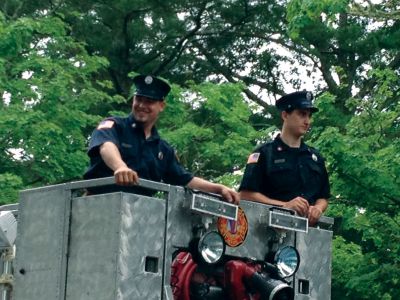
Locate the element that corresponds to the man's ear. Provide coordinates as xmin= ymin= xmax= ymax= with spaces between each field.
xmin=281 ymin=110 xmax=288 ymax=121
xmin=159 ymin=101 xmax=166 ymax=112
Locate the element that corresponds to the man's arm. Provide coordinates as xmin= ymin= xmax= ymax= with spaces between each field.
xmin=308 ymin=198 xmax=328 ymax=226
xmin=187 ymin=177 xmax=240 ymax=205
xmin=240 ymin=190 xmax=309 ymax=216
xmin=99 ymin=141 xmax=139 ymax=185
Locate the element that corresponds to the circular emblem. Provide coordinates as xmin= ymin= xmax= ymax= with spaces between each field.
xmin=277 ymin=146 xmax=282 ymax=151
xmin=145 ymin=75 xmax=153 ymax=84
xmin=312 ymin=153 xmax=318 ymax=162
xmin=306 ymin=91 xmax=313 ymax=100
xmin=217 ymin=207 xmax=248 ymax=247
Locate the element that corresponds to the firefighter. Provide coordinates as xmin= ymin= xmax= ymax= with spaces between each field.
xmin=239 ymin=91 xmax=330 ymax=225
xmin=84 ymin=74 xmax=239 ymax=204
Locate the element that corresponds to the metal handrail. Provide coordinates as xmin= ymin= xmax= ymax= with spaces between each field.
xmin=66 ymin=177 xmax=171 ymax=192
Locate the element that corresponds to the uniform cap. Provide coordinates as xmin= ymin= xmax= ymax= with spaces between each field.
xmin=132 ymin=75 xmax=171 ymax=101
xmin=275 ymin=91 xmax=318 ymax=112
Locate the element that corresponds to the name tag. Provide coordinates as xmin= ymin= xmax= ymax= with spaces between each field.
xmin=121 ymin=143 xmax=132 ymax=148
xmin=274 ymin=158 xmax=285 ymax=164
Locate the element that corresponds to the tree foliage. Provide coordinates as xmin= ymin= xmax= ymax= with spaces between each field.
xmin=0 ymin=12 xmax=123 ymax=203
xmin=1 ymin=0 xmax=399 ymax=298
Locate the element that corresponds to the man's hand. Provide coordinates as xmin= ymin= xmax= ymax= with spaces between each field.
xmin=114 ymin=166 xmax=139 ymax=186
xmin=186 ymin=178 xmax=240 ymax=205
xmin=282 ymin=196 xmax=309 ymax=217
xmin=220 ymin=186 xmax=240 ymax=205
xmin=308 ymin=206 xmax=323 ymax=226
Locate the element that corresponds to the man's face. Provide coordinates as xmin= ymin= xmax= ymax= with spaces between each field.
xmin=282 ymin=109 xmax=312 ymax=137
xmin=132 ymin=95 xmax=165 ymax=126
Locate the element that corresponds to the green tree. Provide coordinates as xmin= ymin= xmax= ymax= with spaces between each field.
xmin=0 ymin=12 xmax=123 ymax=204
xmin=160 ymin=81 xmax=262 ymax=178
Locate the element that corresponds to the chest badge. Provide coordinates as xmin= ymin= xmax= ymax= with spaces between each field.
xmin=158 ymin=151 xmax=164 ymax=160
xmin=312 ymin=153 xmax=318 ymax=162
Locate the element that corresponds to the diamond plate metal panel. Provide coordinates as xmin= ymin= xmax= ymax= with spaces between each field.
xmin=65 ymin=193 xmax=121 ymax=300
xmin=66 ymin=192 xmax=166 ymax=300
xmin=225 ymin=201 xmax=295 ymax=260
xmin=11 ymin=179 xmax=333 ymax=300
xmin=14 ymin=185 xmax=70 ymax=300
xmin=117 ymin=193 xmax=166 ymax=300
xmin=163 ymin=185 xmax=192 ymax=298
xmin=166 ymin=198 xmax=295 ymax=265
xmin=295 ymin=228 xmax=333 ymax=300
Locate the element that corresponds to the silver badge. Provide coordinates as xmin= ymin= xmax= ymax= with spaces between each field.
xmin=131 ymin=123 xmax=136 ymax=128
xmin=145 ymin=75 xmax=153 ymax=84
xmin=306 ymin=91 xmax=313 ymax=100
xmin=158 ymin=151 xmax=163 ymax=160
xmin=277 ymin=146 xmax=282 ymax=151
xmin=312 ymin=153 xmax=318 ymax=162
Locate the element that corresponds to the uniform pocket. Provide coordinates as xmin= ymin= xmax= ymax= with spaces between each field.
xmin=267 ymin=162 xmax=298 ymax=191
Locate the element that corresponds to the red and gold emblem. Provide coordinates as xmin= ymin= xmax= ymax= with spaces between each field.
xmin=217 ymin=207 xmax=248 ymax=247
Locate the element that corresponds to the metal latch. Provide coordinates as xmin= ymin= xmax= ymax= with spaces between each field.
xmin=190 ymin=193 xmax=238 ymax=221
xmin=268 ymin=207 xmax=308 ymax=233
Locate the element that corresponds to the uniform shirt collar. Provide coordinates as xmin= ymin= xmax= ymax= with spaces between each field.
xmin=274 ymin=134 xmax=308 ymax=152
xmin=128 ymin=114 xmax=160 ymax=141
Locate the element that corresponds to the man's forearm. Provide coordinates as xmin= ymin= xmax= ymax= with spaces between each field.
xmin=99 ymin=142 xmax=127 ymax=171
xmin=187 ymin=177 xmax=223 ymax=194
xmin=313 ymin=198 xmax=328 ymax=213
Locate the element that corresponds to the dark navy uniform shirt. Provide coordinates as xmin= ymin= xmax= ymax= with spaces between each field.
xmin=239 ymin=135 xmax=330 ymax=205
xmin=84 ymin=114 xmax=193 ymax=194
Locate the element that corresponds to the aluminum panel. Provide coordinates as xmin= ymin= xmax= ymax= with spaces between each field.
xmin=65 ymin=193 xmax=121 ymax=300
xmin=165 ymin=187 xmax=194 ymax=250
xmin=117 ymin=193 xmax=166 ymax=300
xmin=295 ymin=228 xmax=333 ymax=300
xmin=14 ymin=185 xmax=70 ymax=300
xmin=167 ymin=198 xmax=295 ymax=263
xmin=164 ymin=185 xmax=192 ymax=295
xmin=66 ymin=192 xmax=166 ymax=300
xmin=225 ymin=201 xmax=295 ymax=260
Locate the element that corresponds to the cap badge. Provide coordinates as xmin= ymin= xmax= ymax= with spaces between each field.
xmin=312 ymin=153 xmax=318 ymax=162
xmin=145 ymin=75 xmax=153 ymax=85
xmin=306 ymin=91 xmax=312 ymax=100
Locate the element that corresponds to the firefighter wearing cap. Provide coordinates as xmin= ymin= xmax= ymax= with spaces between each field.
xmin=239 ymin=91 xmax=330 ymax=226
xmin=84 ymin=75 xmax=239 ymax=204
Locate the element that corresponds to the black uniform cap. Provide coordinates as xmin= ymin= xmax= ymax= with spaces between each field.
xmin=132 ymin=75 xmax=171 ymax=101
xmin=276 ymin=91 xmax=318 ymax=112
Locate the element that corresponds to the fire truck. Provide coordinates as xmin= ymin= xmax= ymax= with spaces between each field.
xmin=0 ymin=177 xmax=333 ymax=299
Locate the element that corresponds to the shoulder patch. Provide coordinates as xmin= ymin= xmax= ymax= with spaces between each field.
xmin=247 ymin=152 xmax=260 ymax=164
xmin=97 ymin=120 xmax=115 ymax=130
